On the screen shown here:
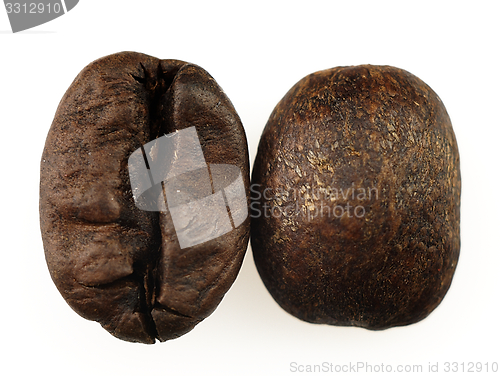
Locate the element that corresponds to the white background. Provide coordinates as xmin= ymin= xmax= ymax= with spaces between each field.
xmin=1 ymin=1 xmax=499 ymax=375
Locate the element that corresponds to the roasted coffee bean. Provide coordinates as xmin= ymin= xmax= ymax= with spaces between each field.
xmin=251 ymin=65 xmax=460 ymax=329
xmin=40 ymin=52 xmax=250 ymax=343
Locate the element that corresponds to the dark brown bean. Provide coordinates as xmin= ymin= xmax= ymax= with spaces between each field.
xmin=40 ymin=51 xmax=250 ymax=343
xmin=251 ymin=65 xmax=460 ymax=329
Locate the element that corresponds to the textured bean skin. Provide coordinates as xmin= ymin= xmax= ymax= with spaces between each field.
xmin=40 ymin=52 xmax=250 ymax=343
xmin=251 ymin=65 xmax=460 ymax=329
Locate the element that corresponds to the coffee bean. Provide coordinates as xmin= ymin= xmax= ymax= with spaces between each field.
xmin=40 ymin=52 xmax=250 ymax=343
xmin=251 ymin=65 xmax=460 ymax=329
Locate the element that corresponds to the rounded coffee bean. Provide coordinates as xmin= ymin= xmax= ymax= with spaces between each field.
xmin=251 ymin=65 xmax=460 ymax=329
xmin=40 ymin=52 xmax=250 ymax=343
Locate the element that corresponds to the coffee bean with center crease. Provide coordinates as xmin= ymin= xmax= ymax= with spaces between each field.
xmin=40 ymin=51 xmax=250 ymax=343
xmin=251 ymin=65 xmax=460 ymax=329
